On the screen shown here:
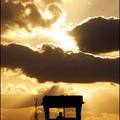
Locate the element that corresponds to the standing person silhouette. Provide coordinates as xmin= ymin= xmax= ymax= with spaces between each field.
xmin=56 ymin=112 xmax=64 ymax=120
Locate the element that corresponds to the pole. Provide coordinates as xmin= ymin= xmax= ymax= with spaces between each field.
xmin=34 ymin=95 xmax=39 ymax=120
xmin=63 ymin=107 xmax=65 ymax=118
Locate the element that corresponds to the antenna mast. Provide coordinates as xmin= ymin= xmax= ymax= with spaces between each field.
xmin=34 ymin=95 xmax=39 ymax=120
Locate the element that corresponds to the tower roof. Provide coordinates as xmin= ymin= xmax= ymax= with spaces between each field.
xmin=42 ymin=95 xmax=84 ymax=108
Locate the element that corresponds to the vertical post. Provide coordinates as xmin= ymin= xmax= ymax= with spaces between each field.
xmin=76 ymin=106 xmax=81 ymax=120
xmin=34 ymin=95 xmax=39 ymax=120
xmin=63 ymin=108 xmax=65 ymax=118
xmin=44 ymin=106 xmax=49 ymax=120
xmin=76 ymin=107 xmax=81 ymax=120
xmin=34 ymin=95 xmax=38 ymax=112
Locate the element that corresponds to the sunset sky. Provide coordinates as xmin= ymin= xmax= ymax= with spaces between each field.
xmin=1 ymin=0 xmax=119 ymax=120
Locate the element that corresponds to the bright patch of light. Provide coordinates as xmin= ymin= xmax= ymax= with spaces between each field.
xmin=52 ymin=12 xmax=66 ymax=27
xmin=42 ymin=10 xmax=53 ymax=20
xmin=25 ymin=8 xmax=31 ymax=16
xmin=2 ymin=27 xmax=79 ymax=52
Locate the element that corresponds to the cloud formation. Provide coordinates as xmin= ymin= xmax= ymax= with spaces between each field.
xmin=43 ymin=0 xmax=62 ymax=5
xmin=1 ymin=0 xmax=64 ymax=32
xmin=1 ymin=43 xmax=119 ymax=83
xmin=70 ymin=17 xmax=119 ymax=53
xmin=2 ymin=81 xmax=119 ymax=117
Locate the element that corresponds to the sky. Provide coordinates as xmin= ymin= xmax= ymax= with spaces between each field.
xmin=1 ymin=0 xmax=119 ymax=120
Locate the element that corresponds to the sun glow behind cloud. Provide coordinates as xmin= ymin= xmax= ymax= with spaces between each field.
xmin=1 ymin=1 xmax=119 ymax=120
xmin=1 ymin=0 xmax=79 ymax=52
xmin=2 ymin=26 xmax=79 ymax=52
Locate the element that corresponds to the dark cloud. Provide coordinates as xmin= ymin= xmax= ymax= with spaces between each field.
xmin=1 ymin=43 xmax=119 ymax=83
xmin=1 ymin=0 xmax=64 ymax=32
xmin=1 ymin=0 xmax=26 ymax=31
xmin=70 ymin=17 xmax=119 ymax=53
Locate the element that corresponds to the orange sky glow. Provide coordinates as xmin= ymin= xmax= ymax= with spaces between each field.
xmin=1 ymin=0 xmax=119 ymax=120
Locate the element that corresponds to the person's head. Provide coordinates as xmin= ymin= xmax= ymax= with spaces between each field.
xmin=59 ymin=112 xmax=62 ymax=116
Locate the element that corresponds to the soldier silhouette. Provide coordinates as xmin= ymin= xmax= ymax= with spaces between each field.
xmin=56 ymin=112 xmax=64 ymax=120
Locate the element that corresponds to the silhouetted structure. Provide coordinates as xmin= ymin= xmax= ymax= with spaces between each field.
xmin=56 ymin=112 xmax=64 ymax=120
xmin=34 ymin=112 xmax=39 ymax=120
xmin=42 ymin=95 xmax=84 ymax=120
xmin=34 ymin=95 xmax=39 ymax=120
